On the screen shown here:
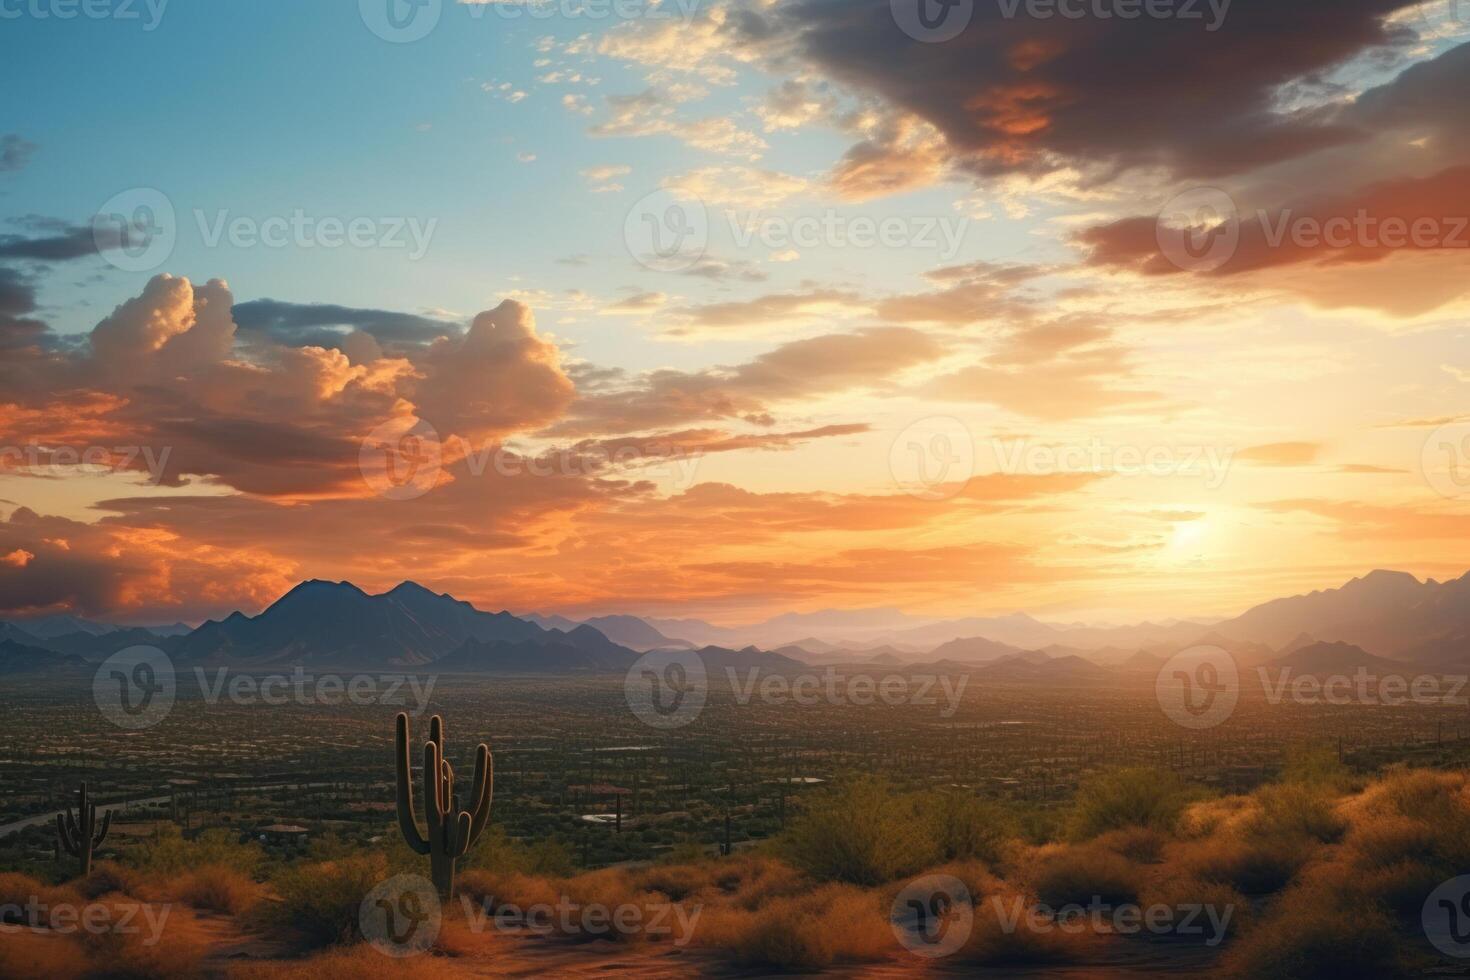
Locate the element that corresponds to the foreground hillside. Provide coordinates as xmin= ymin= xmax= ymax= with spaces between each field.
xmin=3 ymin=753 xmax=1468 ymax=978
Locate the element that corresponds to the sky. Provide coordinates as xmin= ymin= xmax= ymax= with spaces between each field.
xmin=1 ymin=0 xmax=1469 ymax=626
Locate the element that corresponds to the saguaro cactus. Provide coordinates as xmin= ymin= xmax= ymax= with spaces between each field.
xmin=56 ymin=783 xmax=112 ymax=877
xmin=394 ymin=713 xmax=493 ymax=898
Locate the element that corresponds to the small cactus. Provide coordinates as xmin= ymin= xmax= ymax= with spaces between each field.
xmin=394 ymin=713 xmax=492 ymax=898
xmin=56 ymin=783 xmax=112 ymax=877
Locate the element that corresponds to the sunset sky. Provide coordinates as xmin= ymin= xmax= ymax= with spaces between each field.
xmin=1 ymin=0 xmax=1468 ymax=626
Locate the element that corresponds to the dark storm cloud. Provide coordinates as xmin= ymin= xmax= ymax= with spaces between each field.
xmin=0 ymin=135 xmax=38 ymax=174
xmin=231 ymin=298 xmax=461 ymax=350
xmin=781 ymin=0 xmax=1417 ymax=180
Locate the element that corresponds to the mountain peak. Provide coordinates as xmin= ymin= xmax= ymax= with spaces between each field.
xmin=387 ymin=581 xmax=440 ymax=599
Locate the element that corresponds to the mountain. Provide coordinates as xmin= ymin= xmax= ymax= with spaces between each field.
xmin=928 ymin=635 xmax=1023 ymax=663
xmin=0 ymin=638 xmax=87 ymax=674
xmin=691 ymin=645 xmax=805 ymax=672
xmin=1217 ymin=569 xmax=1470 ymax=657
xmin=175 ymin=580 xmax=548 ymax=668
xmin=579 ymin=616 xmax=691 ymax=651
xmin=38 ymin=627 xmax=184 ymax=661
xmin=0 ymin=622 xmax=42 ymax=646
xmin=1268 ymin=640 xmax=1407 ymax=675
xmin=10 ymin=614 xmax=119 ymax=638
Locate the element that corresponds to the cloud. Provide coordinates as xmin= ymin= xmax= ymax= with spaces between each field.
xmin=0 ymin=135 xmax=37 ymax=174
xmin=1237 ymin=441 xmax=1324 ymax=466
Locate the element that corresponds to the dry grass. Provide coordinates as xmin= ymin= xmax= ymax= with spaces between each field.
xmin=1222 ymin=885 xmax=1401 ymax=979
xmin=263 ymin=854 xmax=388 ymax=945
xmin=1183 ymin=833 xmax=1311 ymax=895
xmin=1242 ymin=784 xmax=1347 ymax=844
xmin=960 ymin=887 xmax=1110 ymax=966
xmin=1095 ymin=826 xmax=1168 ymax=864
xmin=0 ymin=930 xmax=91 ymax=979
xmin=694 ymin=882 xmax=892 ymax=971
xmin=74 ymin=898 xmax=212 ymax=979
xmin=1031 ymin=846 xmax=1141 ymax=907
xmin=173 ymin=864 xmax=262 ymax=916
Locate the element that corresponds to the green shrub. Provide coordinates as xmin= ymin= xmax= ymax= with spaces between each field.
xmin=778 ymin=776 xmax=938 ymax=886
xmin=1068 ymin=768 xmax=1194 ymax=840
xmin=127 ymin=825 xmax=264 ymax=878
xmin=924 ymin=790 xmax=1014 ymax=864
xmin=264 ymin=854 xmax=387 ymax=945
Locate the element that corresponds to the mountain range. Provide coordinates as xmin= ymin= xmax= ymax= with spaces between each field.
xmin=1 ymin=567 xmax=1466 ymax=676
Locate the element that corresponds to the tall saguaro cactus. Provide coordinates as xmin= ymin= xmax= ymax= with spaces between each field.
xmin=394 ymin=713 xmax=493 ymax=898
xmin=56 ymin=783 xmax=112 ymax=877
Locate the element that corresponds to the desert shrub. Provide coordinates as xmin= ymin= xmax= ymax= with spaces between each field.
xmin=695 ymin=883 xmax=890 ymax=970
xmin=633 ymin=861 xmax=714 ymax=903
xmin=265 ymin=854 xmax=387 ymax=945
xmin=75 ymin=897 xmax=211 ymax=979
xmin=0 ymin=871 xmax=81 ymax=921
xmin=74 ymin=860 xmax=142 ymax=900
xmin=1224 ymin=888 xmax=1400 ymax=979
xmin=1186 ymin=834 xmax=1310 ymax=895
xmin=1177 ymin=795 xmax=1252 ymax=841
xmin=520 ymin=837 xmax=577 ymax=877
xmin=924 ymin=790 xmax=1015 ymax=864
xmin=129 ymin=825 xmax=264 ymax=878
xmin=1345 ymin=814 xmax=1440 ymax=871
xmin=961 ymin=887 xmax=1107 ymax=966
xmin=710 ymin=854 xmax=807 ymax=910
xmin=1244 ymin=784 xmax=1346 ymax=844
xmin=778 ymin=776 xmax=938 ymax=885
xmin=1032 ymin=846 xmax=1141 ymax=907
xmin=1279 ymin=743 xmax=1353 ymax=791
xmin=1068 ymin=768 xmax=1194 ymax=840
xmin=1094 ymin=826 xmax=1167 ymax=864
xmin=174 ymin=864 xmax=260 ymax=915
xmin=1138 ymin=877 xmax=1250 ymax=943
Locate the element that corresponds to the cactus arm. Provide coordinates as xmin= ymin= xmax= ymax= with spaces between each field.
xmin=451 ymin=812 xmax=472 ymax=858
xmin=93 ymin=809 xmax=113 ymax=849
xmin=394 ymin=713 xmax=431 ymax=855
xmin=465 ymin=744 xmax=494 ymax=847
xmin=429 ymin=715 xmax=444 ymax=752
xmin=423 ymin=739 xmax=445 ymax=844
xmin=63 ymin=807 xmax=81 ymax=844
xmin=57 ymin=814 xmax=80 ymax=855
